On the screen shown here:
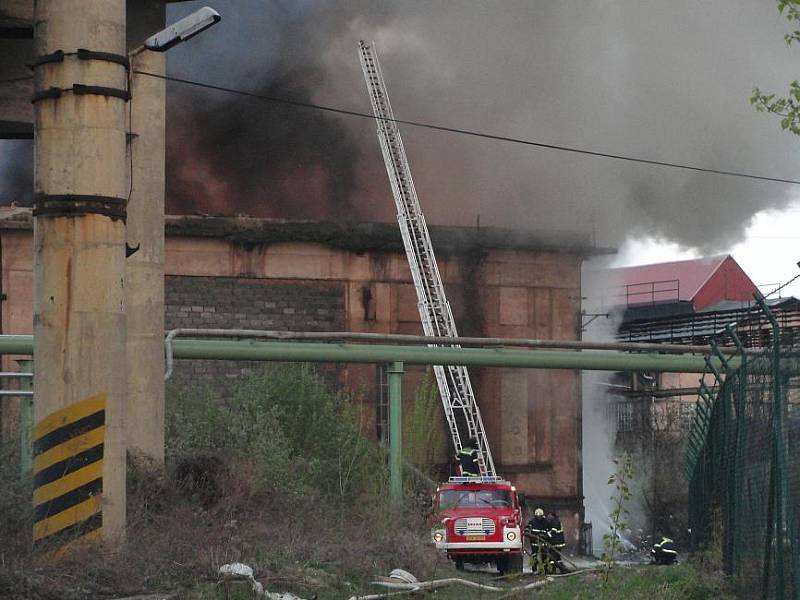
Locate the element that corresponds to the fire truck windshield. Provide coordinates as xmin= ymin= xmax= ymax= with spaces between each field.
xmin=438 ymin=489 xmax=512 ymax=509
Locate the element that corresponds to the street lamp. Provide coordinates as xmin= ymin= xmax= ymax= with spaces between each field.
xmin=130 ymin=7 xmax=221 ymax=56
xmin=123 ymin=6 xmax=221 ymax=466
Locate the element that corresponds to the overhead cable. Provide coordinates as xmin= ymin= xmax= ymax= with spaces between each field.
xmin=7 ymin=69 xmax=800 ymax=186
xmin=134 ymin=70 xmax=800 ymax=186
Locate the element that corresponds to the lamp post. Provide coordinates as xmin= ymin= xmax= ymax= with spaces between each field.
xmin=124 ymin=6 xmax=220 ymax=464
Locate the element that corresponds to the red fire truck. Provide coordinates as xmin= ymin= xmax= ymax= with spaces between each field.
xmin=430 ymin=476 xmax=524 ymax=574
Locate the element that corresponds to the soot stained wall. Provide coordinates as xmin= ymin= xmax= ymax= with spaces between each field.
xmin=165 ymin=276 xmax=346 ymax=397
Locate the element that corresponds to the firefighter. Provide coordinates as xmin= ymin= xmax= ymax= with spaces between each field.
xmin=456 ymin=438 xmax=480 ymax=477
xmin=651 ymin=536 xmax=678 ymax=565
xmin=525 ymin=508 xmax=551 ymax=573
xmin=546 ymin=511 xmax=568 ymax=573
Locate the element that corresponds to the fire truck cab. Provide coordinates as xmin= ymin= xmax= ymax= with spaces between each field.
xmin=430 ymin=476 xmax=524 ymax=574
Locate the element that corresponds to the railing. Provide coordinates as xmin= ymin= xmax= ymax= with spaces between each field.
xmin=0 ymin=363 xmax=34 ymax=477
xmin=619 ymin=300 xmax=800 ymax=347
xmin=598 ymin=278 xmax=681 ymax=308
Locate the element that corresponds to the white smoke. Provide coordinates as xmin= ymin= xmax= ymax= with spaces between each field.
xmin=580 ymin=261 xmax=639 ymax=555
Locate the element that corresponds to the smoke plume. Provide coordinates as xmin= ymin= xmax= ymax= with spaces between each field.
xmin=163 ymin=0 xmax=799 ymax=250
xmin=1 ymin=1 xmax=798 ymax=247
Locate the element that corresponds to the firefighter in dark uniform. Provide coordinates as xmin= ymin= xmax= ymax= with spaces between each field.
xmin=651 ymin=536 xmax=678 ymax=565
xmin=546 ymin=511 xmax=568 ymax=573
xmin=525 ymin=508 xmax=551 ymax=573
xmin=457 ymin=438 xmax=480 ymax=477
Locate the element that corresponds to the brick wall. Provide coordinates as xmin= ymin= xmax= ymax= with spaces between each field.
xmin=165 ymin=276 xmax=346 ymax=397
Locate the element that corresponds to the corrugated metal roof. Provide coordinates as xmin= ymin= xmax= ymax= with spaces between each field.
xmin=605 ymin=255 xmax=730 ymax=305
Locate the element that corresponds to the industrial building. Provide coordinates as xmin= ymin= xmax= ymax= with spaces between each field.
xmin=0 ymin=207 xmax=610 ymax=540
xmin=586 ymin=255 xmax=800 ymax=413
xmin=583 ymin=255 xmax=800 ymax=544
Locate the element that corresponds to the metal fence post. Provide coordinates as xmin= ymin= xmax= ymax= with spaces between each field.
xmin=17 ymin=359 xmax=33 ymax=479
xmin=387 ymin=361 xmax=404 ymax=505
xmin=726 ymin=324 xmax=747 ymax=575
xmin=758 ymin=297 xmax=787 ymax=598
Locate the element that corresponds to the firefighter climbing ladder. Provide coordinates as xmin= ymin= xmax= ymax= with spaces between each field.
xmin=358 ymin=41 xmax=496 ymax=476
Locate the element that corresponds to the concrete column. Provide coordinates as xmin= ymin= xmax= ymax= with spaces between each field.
xmin=33 ymin=0 xmax=128 ymax=543
xmin=126 ymin=14 xmax=166 ymax=462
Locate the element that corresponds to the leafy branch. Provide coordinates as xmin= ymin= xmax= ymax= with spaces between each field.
xmin=751 ymin=1 xmax=800 ymax=133
xmin=600 ymin=452 xmax=634 ymax=583
xmin=779 ymin=0 xmax=800 ymax=45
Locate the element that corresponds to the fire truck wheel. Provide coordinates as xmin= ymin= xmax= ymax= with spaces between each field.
xmin=496 ymin=556 xmax=509 ymax=575
xmin=454 ymin=557 xmax=465 ymax=571
xmin=507 ymin=554 xmax=523 ymax=573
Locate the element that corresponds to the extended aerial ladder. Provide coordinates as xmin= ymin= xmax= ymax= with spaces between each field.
xmin=358 ymin=41 xmax=496 ymax=477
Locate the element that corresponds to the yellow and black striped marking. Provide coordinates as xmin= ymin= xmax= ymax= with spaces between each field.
xmin=32 ymin=393 xmax=105 ymax=552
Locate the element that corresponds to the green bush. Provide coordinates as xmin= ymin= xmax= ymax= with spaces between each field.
xmin=404 ymin=369 xmax=447 ymax=471
xmin=165 ymin=383 xmax=231 ymax=458
xmin=166 ymin=364 xmax=387 ymax=503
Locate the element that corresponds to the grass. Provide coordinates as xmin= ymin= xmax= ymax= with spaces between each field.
xmin=538 ymin=564 xmax=733 ymax=600
xmin=413 ymin=563 xmax=734 ymax=600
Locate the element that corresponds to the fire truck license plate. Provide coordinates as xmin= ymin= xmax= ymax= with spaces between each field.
xmin=465 ymin=535 xmax=485 ymax=541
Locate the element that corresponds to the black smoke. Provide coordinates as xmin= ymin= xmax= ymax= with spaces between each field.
xmin=3 ymin=1 xmax=798 ymax=251
xmin=167 ymin=67 xmax=360 ymax=218
xmin=165 ymin=0 xmax=396 ymax=220
xmin=164 ymin=0 xmax=800 ymax=249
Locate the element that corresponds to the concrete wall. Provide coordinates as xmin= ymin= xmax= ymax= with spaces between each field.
xmin=0 ymin=219 xmax=586 ymax=531
xmin=165 ymin=276 xmax=346 ymax=394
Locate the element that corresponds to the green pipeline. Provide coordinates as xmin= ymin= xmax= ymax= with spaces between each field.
xmin=0 ymin=335 xmax=740 ymax=373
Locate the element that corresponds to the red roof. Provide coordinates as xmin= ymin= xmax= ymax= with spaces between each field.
xmin=603 ymin=255 xmax=759 ymax=310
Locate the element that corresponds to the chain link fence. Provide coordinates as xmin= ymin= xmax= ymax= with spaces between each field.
xmin=686 ymin=298 xmax=800 ymax=599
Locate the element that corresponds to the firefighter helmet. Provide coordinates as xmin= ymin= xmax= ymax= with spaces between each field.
xmin=534 ymin=508 xmax=544 ymax=517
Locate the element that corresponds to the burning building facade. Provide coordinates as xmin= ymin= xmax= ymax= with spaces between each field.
xmin=1 ymin=208 xmax=607 ymax=543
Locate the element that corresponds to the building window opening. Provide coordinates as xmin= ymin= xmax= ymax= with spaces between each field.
xmin=362 ymin=286 xmax=376 ymax=321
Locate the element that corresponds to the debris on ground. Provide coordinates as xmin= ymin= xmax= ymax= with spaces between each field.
xmin=218 ymin=563 xmax=312 ymax=600
xmin=219 ymin=562 xmax=255 ymax=580
xmin=265 ymin=592 xmax=307 ymax=600
xmin=388 ymin=569 xmax=418 ymax=584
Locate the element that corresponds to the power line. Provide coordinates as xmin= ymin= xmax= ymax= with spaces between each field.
xmin=8 ymin=68 xmax=800 ymax=186
xmin=134 ymin=69 xmax=800 ymax=187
